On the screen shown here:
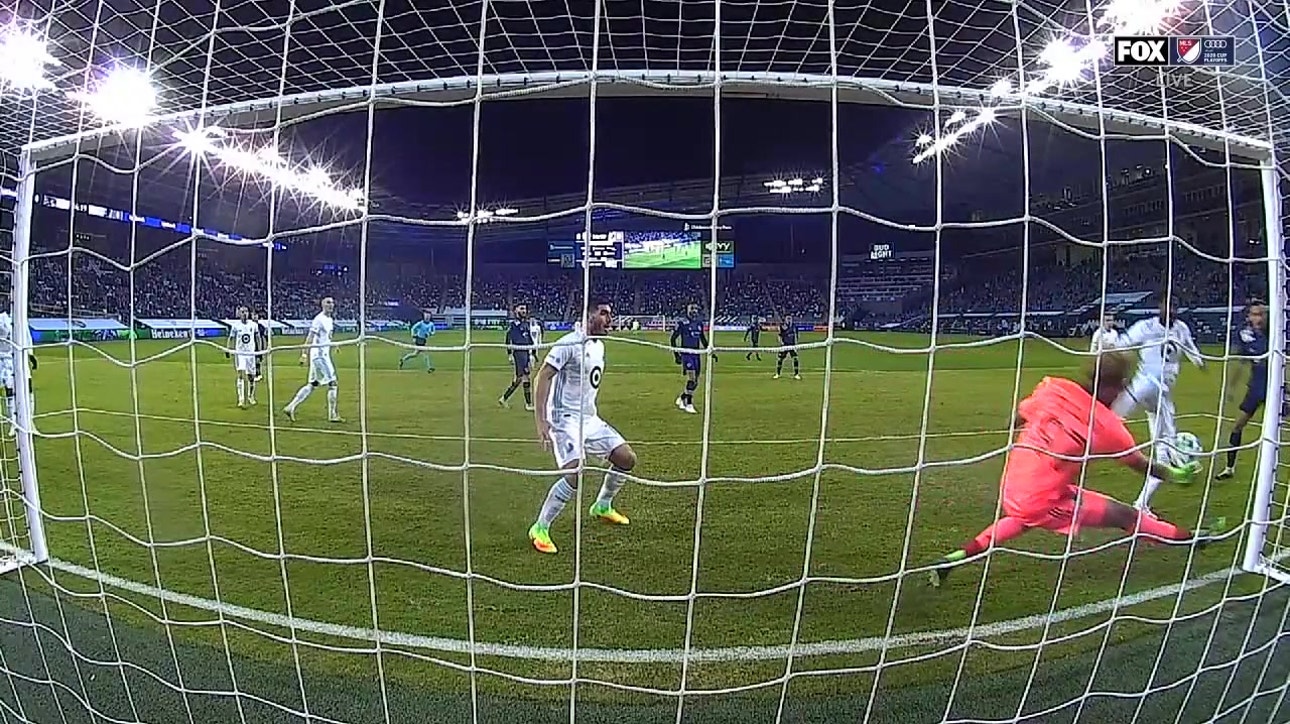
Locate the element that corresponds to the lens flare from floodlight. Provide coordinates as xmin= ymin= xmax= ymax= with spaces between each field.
xmin=0 ymin=24 xmax=59 ymax=92
xmin=75 ymin=66 xmax=156 ymax=128
xmin=916 ymin=133 xmax=933 ymax=147
xmin=495 ymin=207 xmax=518 ymax=216
xmin=989 ymin=79 xmax=1013 ymax=98
xmin=948 ymin=110 xmax=967 ymax=125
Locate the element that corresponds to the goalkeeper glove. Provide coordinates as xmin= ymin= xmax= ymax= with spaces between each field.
xmin=1166 ymin=461 xmax=1203 ymax=485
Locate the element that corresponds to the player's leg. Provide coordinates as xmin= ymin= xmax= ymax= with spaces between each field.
xmin=246 ymin=359 xmax=258 ymax=404
xmin=398 ymin=344 xmax=418 ymax=369
xmin=1134 ymin=386 xmax=1174 ymax=512
xmin=1218 ymin=391 xmax=1262 ymax=479
xmin=285 ymin=358 xmax=322 ymax=420
xmin=790 ymin=350 xmax=801 ymax=379
xmin=677 ymin=364 xmax=698 ymax=413
xmin=774 ymin=351 xmax=786 ymax=378
xmin=236 ymin=369 xmax=247 ymax=407
xmin=928 ymin=516 xmax=1032 ymax=588
xmin=590 ymin=428 xmax=635 ymax=524
xmin=531 ymin=420 xmax=584 ymax=553
xmin=1074 ymin=489 xmax=1225 ymax=544
xmin=2 ymin=385 xmax=14 ymax=438
xmin=423 ymin=344 xmax=434 ymax=372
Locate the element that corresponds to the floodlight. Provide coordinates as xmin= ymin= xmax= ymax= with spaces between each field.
xmin=989 ymin=79 xmax=1012 ymax=98
xmin=916 ymin=134 xmax=933 ymax=147
xmin=0 ymin=24 xmax=59 ymax=92
xmin=947 ymin=110 xmax=966 ymax=125
xmin=75 ymin=66 xmax=156 ymax=128
xmin=495 ymin=207 xmax=518 ymax=216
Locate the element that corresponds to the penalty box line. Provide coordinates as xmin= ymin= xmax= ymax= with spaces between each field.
xmin=2 ymin=543 xmax=1279 ymax=665
xmin=39 ymin=407 xmax=1228 ymax=448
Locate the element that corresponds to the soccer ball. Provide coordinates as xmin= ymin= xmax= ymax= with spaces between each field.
xmin=1171 ymin=432 xmax=1205 ymax=467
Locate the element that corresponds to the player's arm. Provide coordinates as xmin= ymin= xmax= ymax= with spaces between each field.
xmin=1100 ymin=415 xmax=1198 ymax=484
xmin=300 ymin=326 xmax=317 ymax=364
xmin=669 ymin=323 xmax=683 ymax=364
xmin=1179 ymin=323 xmax=1205 ymax=368
xmin=225 ymin=324 xmax=236 ymax=358
xmin=1110 ymin=320 xmax=1147 ymax=351
xmin=533 ymin=343 xmax=569 ymax=444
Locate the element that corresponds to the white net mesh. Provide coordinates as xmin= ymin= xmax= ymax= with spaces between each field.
xmin=0 ymin=1 xmax=1289 ymax=724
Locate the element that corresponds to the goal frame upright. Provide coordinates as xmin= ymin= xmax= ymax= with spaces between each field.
xmin=1243 ymin=159 xmax=1289 ymax=584
xmin=6 ymin=146 xmax=49 ymax=572
xmin=2 ymin=72 xmax=1287 ymax=585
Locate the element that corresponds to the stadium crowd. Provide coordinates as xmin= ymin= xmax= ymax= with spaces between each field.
xmin=27 ymin=244 xmax=1260 ymax=344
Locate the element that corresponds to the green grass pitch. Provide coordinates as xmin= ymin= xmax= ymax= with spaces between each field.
xmin=6 ymin=330 xmax=1271 ymax=705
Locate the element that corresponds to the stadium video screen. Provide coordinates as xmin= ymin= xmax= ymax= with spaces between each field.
xmin=547 ymin=229 xmax=734 ymax=269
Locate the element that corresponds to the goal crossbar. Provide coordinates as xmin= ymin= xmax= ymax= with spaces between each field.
xmin=20 ymin=71 xmax=1275 ymax=164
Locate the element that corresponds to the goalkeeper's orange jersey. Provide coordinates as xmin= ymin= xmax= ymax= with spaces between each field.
xmin=1001 ymin=377 xmax=1141 ymax=515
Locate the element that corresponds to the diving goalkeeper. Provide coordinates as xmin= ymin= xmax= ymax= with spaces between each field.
xmin=929 ymin=351 xmax=1225 ymax=588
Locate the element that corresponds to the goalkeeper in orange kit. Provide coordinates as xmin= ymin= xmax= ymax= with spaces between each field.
xmin=929 ymin=351 xmax=1227 ymax=588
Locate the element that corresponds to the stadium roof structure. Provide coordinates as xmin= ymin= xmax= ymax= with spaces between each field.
xmin=2 ymin=0 xmax=1284 ymax=171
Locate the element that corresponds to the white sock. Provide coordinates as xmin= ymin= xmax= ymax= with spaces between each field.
xmin=247 ymin=378 xmax=256 ymax=400
xmin=287 ymin=385 xmax=312 ymax=411
xmin=236 ymin=377 xmax=245 ymax=404
xmin=538 ymin=478 xmax=576 ymax=527
xmin=1135 ymin=476 xmax=1162 ymax=510
xmin=327 ymin=387 xmax=338 ymax=418
xmin=596 ymin=469 xmax=627 ymax=508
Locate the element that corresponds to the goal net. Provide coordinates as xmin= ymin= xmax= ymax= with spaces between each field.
xmin=0 ymin=1 xmax=1288 ymax=723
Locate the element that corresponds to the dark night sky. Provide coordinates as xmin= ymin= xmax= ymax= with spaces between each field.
xmin=292 ymin=97 xmax=913 ymax=203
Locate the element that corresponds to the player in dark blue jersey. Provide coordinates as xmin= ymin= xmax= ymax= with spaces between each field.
xmin=1218 ymin=301 xmax=1268 ymax=480
xmin=774 ymin=316 xmax=801 ymax=380
xmin=251 ymin=309 xmax=268 ymax=381
xmin=499 ymin=303 xmax=536 ymax=411
xmin=744 ymin=316 xmax=762 ymax=361
xmin=671 ymin=303 xmax=714 ymax=414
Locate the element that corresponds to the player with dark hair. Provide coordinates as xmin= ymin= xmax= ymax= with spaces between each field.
xmin=529 ymin=299 xmax=636 ymax=555
xmin=774 ymin=315 xmax=801 ymax=380
xmin=500 ymin=303 xmax=536 ymax=411
xmin=744 ymin=316 xmax=762 ymax=361
xmin=1218 ymin=300 xmax=1269 ymax=480
xmin=250 ymin=310 xmax=268 ymax=382
xmin=929 ymin=352 xmax=1225 ymax=588
xmin=671 ymin=303 xmax=713 ymax=414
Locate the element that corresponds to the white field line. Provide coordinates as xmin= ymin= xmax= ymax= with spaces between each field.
xmin=5 ymin=546 xmax=1281 ymax=664
xmin=36 ymin=407 xmax=1228 ymax=448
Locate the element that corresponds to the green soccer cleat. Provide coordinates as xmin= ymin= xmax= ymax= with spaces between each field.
xmin=1194 ymin=517 xmax=1229 ymax=549
xmin=927 ymin=550 xmax=968 ymax=589
xmin=529 ymin=523 xmax=557 ymax=554
xmin=590 ymin=502 xmax=629 ymax=525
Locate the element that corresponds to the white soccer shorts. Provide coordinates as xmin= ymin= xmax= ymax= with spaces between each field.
xmin=1113 ymin=375 xmax=1178 ymax=462
xmin=308 ymin=355 xmax=338 ymax=385
xmin=233 ymin=353 xmax=257 ymax=374
xmin=549 ymin=413 xmax=626 ymax=468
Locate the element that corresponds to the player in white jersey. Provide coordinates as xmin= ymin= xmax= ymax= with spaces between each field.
xmin=227 ymin=306 xmax=260 ymax=408
xmin=1090 ymin=312 xmax=1119 ymax=353
xmin=284 ymin=297 xmax=344 ymax=423
xmin=528 ymin=317 xmax=543 ymax=349
xmin=0 ymin=309 xmax=35 ymax=438
xmin=1111 ymin=298 xmax=1205 ymax=512
xmin=528 ymin=300 xmax=638 ymax=555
